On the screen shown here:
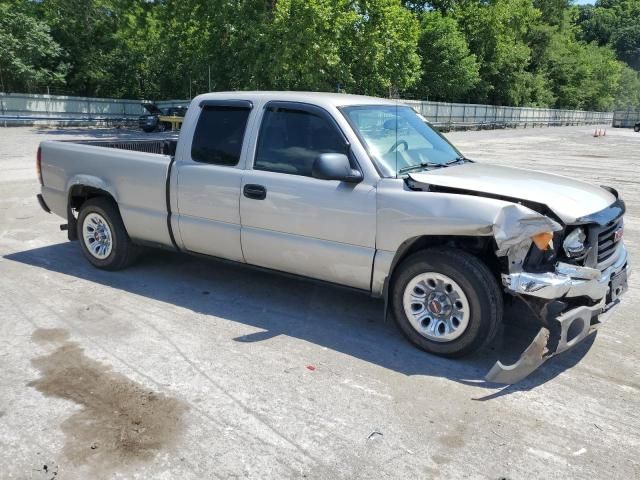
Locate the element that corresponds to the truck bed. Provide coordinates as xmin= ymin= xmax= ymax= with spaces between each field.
xmin=78 ymin=138 xmax=177 ymax=156
xmin=39 ymin=138 xmax=177 ymax=248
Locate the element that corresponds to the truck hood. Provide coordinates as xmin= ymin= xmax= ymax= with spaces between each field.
xmin=141 ymin=103 xmax=162 ymax=115
xmin=409 ymin=163 xmax=616 ymax=224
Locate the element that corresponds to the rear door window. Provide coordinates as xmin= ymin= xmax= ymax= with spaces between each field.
xmin=191 ymin=106 xmax=251 ymax=166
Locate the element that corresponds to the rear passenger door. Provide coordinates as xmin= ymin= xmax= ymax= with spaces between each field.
xmin=240 ymin=102 xmax=377 ymax=290
xmin=174 ymin=100 xmax=252 ymax=262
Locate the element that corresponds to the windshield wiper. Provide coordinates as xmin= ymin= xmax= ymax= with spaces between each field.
xmin=398 ymin=162 xmax=447 ymax=174
xmin=444 ymin=156 xmax=469 ymax=165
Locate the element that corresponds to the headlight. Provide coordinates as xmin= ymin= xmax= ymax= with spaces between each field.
xmin=563 ymin=227 xmax=586 ymax=257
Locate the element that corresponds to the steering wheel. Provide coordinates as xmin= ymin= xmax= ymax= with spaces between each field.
xmin=387 ymin=140 xmax=409 ymax=154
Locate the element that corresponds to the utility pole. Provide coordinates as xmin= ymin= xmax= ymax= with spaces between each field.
xmin=208 ymin=65 xmax=211 ymax=92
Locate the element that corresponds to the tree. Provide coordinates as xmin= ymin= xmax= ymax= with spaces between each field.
xmin=0 ymin=3 xmax=66 ymax=92
xmin=412 ymin=11 xmax=479 ymax=101
xmin=454 ymin=0 xmax=543 ymax=106
xmin=614 ymin=63 xmax=640 ymax=110
xmin=611 ymin=23 xmax=640 ymax=70
xmin=341 ymin=0 xmax=421 ymax=96
xmin=542 ymin=30 xmax=622 ymax=110
xmin=253 ymin=0 xmax=356 ymax=91
xmin=533 ymin=0 xmax=570 ymax=26
xmin=577 ymin=0 xmax=640 ymax=70
xmin=0 ymin=0 xmax=637 ymax=110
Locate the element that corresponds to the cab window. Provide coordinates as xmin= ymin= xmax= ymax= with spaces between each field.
xmin=254 ymin=107 xmax=347 ymax=176
xmin=191 ymin=106 xmax=251 ymax=166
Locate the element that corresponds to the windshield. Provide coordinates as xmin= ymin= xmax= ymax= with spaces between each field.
xmin=341 ymin=105 xmax=463 ymax=177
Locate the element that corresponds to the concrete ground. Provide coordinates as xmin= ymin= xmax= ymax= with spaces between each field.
xmin=0 ymin=125 xmax=638 ymax=479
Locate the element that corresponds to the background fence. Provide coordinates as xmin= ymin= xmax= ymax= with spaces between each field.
xmin=612 ymin=110 xmax=640 ymax=128
xmin=0 ymin=93 xmax=148 ymax=126
xmin=403 ymin=100 xmax=613 ymax=128
xmin=0 ymin=92 xmax=615 ymax=129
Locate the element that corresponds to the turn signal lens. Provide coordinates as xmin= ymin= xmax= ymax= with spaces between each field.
xmin=531 ymin=231 xmax=554 ymax=251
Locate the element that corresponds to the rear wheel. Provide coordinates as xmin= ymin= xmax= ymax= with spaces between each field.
xmin=391 ymin=248 xmax=502 ymax=357
xmin=634 ymin=124 xmax=640 ymax=132
xmin=77 ymin=198 xmax=136 ymax=270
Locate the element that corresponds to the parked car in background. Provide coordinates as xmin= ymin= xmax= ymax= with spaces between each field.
xmin=138 ymin=103 xmax=187 ymax=132
xmin=36 ymin=92 xmax=629 ymax=384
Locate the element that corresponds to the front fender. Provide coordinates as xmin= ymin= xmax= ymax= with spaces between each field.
xmin=372 ymin=178 xmax=561 ymax=297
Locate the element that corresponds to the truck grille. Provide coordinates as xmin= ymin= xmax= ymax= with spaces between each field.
xmin=596 ymin=217 xmax=623 ymax=263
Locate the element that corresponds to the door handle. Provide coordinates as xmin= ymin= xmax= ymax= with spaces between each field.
xmin=243 ymin=184 xmax=267 ymax=200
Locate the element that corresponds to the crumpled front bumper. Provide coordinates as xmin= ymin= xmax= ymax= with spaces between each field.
xmin=486 ymin=245 xmax=630 ymax=384
xmin=500 ymin=244 xmax=628 ymax=301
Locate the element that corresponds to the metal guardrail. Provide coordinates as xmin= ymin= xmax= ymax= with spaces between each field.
xmin=401 ymin=100 xmax=613 ymax=129
xmin=1 ymin=92 xmax=615 ymax=129
xmin=612 ymin=110 xmax=640 ymax=128
xmin=0 ymin=92 xmax=145 ymax=127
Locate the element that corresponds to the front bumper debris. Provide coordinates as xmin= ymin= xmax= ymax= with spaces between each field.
xmin=501 ymin=245 xmax=628 ymax=301
xmin=486 ymin=297 xmax=617 ymax=384
xmin=487 ymin=246 xmax=629 ymax=384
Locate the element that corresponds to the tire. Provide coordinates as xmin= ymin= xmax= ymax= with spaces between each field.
xmin=391 ymin=248 xmax=503 ymax=357
xmin=634 ymin=125 xmax=640 ymax=132
xmin=76 ymin=197 xmax=136 ymax=270
xmin=141 ymin=125 xmax=156 ymax=133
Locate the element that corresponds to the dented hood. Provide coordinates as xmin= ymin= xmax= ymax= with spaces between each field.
xmin=409 ymin=163 xmax=616 ymax=224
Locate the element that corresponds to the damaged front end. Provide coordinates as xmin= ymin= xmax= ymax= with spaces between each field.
xmin=487 ymin=200 xmax=630 ymax=384
xmin=389 ymin=174 xmax=629 ymax=384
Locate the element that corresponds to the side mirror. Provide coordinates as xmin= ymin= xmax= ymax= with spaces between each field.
xmin=311 ymin=153 xmax=363 ymax=183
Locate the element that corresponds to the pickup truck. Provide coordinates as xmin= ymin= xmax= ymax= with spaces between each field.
xmin=36 ymin=92 xmax=630 ymax=383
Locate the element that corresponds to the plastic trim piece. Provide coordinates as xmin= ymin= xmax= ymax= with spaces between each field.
xmin=199 ymin=99 xmax=254 ymax=110
xmin=36 ymin=194 xmax=51 ymax=213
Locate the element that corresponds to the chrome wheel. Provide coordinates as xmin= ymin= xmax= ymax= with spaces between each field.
xmin=402 ymin=272 xmax=470 ymax=342
xmin=82 ymin=213 xmax=113 ymax=259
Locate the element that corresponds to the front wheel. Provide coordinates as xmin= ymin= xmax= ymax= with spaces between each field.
xmin=76 ymin=198 xmax=136 ymax=270
xmin=391 ymin=248 xmax=503 ymax=357
xmin=634 ymin=124 xmax=640 ymax=132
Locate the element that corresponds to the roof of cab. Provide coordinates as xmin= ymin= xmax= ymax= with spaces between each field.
xmin=192 ymin=91 xmax=402 ymax=109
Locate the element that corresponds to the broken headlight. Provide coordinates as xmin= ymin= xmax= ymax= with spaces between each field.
xmin=563 ymin=227 xmax=587 ymax=258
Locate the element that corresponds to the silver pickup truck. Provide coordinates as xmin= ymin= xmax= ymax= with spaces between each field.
xmin=37 ymin=92 xmax=630 ymax=383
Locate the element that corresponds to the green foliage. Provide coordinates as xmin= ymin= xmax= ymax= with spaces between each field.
xmin=341 ymin=0 xmax=421 ymax=96
xmin=454 ymin=0 xmax=543 ymax=106
xmin=577 ymin=0 xmax=640 ymax=70
xmin=533 ymin=0 xmax=571 ymax=26
xmin=0 ymin=2 xmax=66 ymax=92
xmin=614 ymin=64 xmax=640 ymax=109
xmin=0 ymin=0 xmax=638 ymax=110
xmin=412 ymin=11 xmax=480 ymax=101
xmin=542 ymin=30 xmax=622 ymax=110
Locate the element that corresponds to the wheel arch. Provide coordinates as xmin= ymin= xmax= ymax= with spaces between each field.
xmin=66 ymin=179 xmax=119 ymax=241
xmin=377 ymin=234 xmax=503 ymax=318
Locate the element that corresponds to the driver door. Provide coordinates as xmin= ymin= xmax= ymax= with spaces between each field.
xmin=240 ymin=102 xmax=377 ymax=290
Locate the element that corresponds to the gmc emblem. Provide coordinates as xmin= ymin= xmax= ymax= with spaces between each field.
xmin=613 ymin=228 xmax=624 ymax=242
